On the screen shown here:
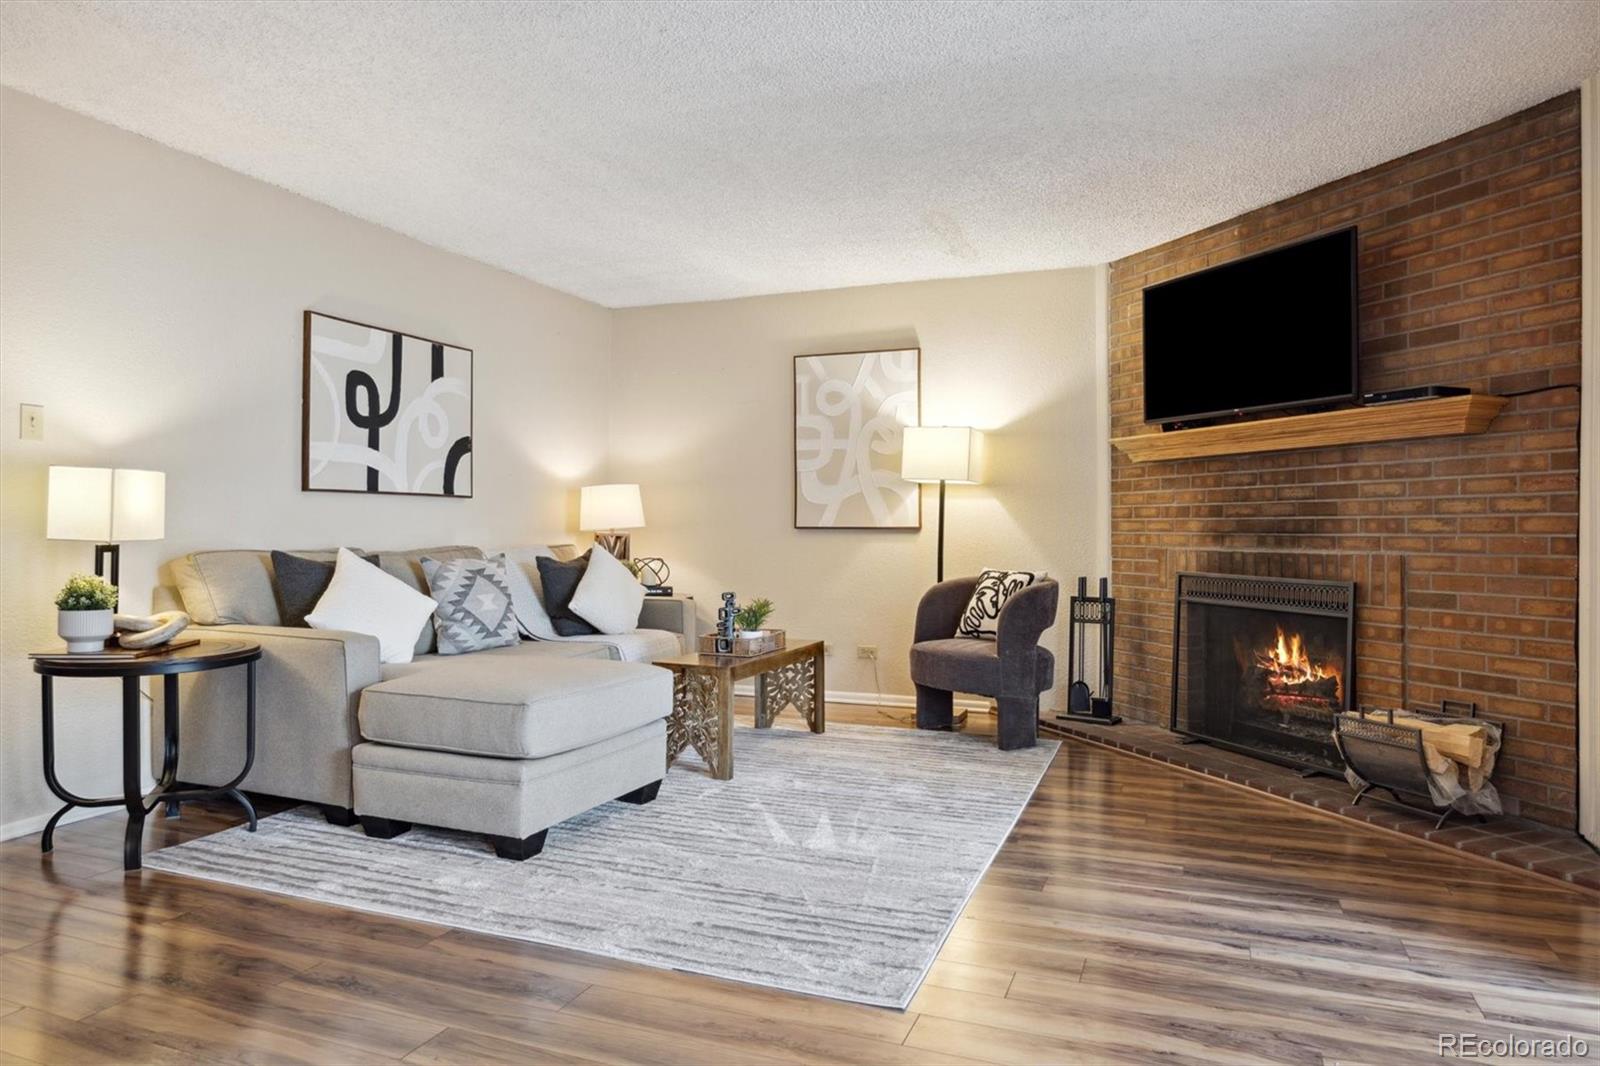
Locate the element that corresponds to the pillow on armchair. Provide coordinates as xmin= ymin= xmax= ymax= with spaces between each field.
xmin=957 ymin=569 xmax=1040 ymax=639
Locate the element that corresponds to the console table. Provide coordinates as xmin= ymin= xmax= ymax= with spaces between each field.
xmin=32 ymin=638 xmax=262 ymax=871
xmin=654 ymin=639 xmax=825 ymax=779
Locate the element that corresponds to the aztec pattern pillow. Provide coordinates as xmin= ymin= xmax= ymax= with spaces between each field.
xmin=420 ymin=553 xmax=520 ymax=655
xmin=957 ymin=569 xmax=1039 ymax=639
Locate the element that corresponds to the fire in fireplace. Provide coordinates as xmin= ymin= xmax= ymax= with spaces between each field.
xmin=1171 ymin=573 xmax=1355 ymax=774
xmin=1247 ymin=626 xmax=1344 ymax=715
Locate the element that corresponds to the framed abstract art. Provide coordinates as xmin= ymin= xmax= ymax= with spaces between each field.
xmin=301 ymin=311 xmax=473 ymax=497
xmin=793 ymin=347 xmax=921 ymax=529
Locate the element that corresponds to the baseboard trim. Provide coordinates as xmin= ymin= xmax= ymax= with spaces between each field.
xmin=731 ymin=682 xmax=990 ymax=712
xmin=0 ymin=802 xmax=118 ymax=844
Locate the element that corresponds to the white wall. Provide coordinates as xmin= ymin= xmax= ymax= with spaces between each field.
xmin=0 ymin=90 xmax=614 ymax=835
xmin=609 ymin=268 xmax=1108 ymax=705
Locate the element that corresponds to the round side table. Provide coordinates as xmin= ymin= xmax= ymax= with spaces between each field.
xmin=31 ymin=638 xmax=263 ymax=871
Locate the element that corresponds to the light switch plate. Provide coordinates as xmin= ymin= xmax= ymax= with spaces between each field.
xmin=19 ymin=403 xmax=43 ymax=441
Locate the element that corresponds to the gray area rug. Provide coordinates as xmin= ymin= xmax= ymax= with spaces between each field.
xmin=146 ymin=723 xmax=1057 ymax=1008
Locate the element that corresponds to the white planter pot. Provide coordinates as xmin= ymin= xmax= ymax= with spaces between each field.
xmin=58 ymin=609 xmax=114 ymax=653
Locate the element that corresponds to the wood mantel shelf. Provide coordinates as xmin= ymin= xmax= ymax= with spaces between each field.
xmin=1110 ymin=394 xmax=1508 ymax=463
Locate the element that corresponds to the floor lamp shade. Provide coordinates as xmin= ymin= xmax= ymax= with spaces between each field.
xmin=901 ymin=428 xmax=982 ymax=582
xmin=901 ymin=427 xmax=982 ymax=485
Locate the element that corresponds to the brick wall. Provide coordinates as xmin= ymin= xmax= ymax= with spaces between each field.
xmin=1108 ymin=93 xmax=1582 ymax=828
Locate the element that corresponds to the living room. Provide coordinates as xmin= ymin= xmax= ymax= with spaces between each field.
xmin=1 ymin=2 xmax=1596 ymax=1063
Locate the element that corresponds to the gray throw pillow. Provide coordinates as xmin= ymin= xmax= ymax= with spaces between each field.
xmin=535 ymin=551 xmax=599 ymax=636
xmin=270 ymin=550 xmax=376 ymax=627
xmin=421 ymin=554 xmax=520 ymax=655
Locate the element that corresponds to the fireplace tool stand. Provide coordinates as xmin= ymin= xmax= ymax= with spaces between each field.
xmin=1055 ymin=576 xmax=1119 ymax=726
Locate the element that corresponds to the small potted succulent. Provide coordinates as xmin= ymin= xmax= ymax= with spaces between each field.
xmin=735 ymin=597 xmax=775 ymax=638
xmin=55 ymin=573 xmax=117 ymax=653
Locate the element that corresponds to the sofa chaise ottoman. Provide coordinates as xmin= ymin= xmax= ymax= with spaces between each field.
xmin=352 ymin=652 xmax=672 ymax=859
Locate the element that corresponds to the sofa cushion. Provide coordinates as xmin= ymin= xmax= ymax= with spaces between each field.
xmin=542 ymin=629 xmax=682 ymax=663
xmin=376 ymin=639 xmax=612 ymax=682
xmin=306 ymin=548 xmax=439 ymax=665
xmin=496 ymin=547 xmax=560 ymax=640
xmin=377 ymin=546 xmax=485 ymax=656
xmin=173 ymin=548 xmax=346 ymax=625
xmin=421 ymin=554 xmax=520 ymax=655
xmin=569 ymin=546 xmax=646 ymax=634
xmin=536 ymin=552 xmax=599 ymax=636
xmin=271 ymin=549 xmax=377 ymax=627
xmin=358 ymin=654 xmax=671 ymax=759
xmin=910 ymin=638 xmax=1055 ymax=696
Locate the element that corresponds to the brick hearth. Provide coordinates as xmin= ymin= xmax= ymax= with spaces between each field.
xmin=1107 ymin=93 xmax=1582 ymax=827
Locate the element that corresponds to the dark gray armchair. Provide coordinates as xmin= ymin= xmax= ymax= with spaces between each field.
xmin=909 ymin=577 xmax=1059 ymax=750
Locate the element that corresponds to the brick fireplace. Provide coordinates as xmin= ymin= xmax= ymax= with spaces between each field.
xmin=1108 ymin=94 xmax=1582 ymax=828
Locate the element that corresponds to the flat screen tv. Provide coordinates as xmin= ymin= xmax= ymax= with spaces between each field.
xmin=1142 ymin=227 xmax=1358 ymax=425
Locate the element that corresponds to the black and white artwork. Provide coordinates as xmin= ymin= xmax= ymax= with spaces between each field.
xmin=794 ymin=348 xmax=920 ymax=529
xmin=302 ymin=311 xmax=473 ymax=497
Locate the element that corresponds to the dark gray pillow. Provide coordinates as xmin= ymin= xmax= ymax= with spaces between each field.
xmin=535 ymin=551 xmax=598 ymax=636
xmin=270 ymin=550 xmax=377 ymax=627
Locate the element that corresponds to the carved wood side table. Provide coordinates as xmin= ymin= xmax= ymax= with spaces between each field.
xmin=653 ymin=638 xmax=825 ymax=779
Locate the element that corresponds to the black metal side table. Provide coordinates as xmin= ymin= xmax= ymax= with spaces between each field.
xmin=32 ymin=638 xmax=262 ymax=871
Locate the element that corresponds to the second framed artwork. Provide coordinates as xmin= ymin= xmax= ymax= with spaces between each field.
xmin=794 ymin=347 xmax=921 ymax=529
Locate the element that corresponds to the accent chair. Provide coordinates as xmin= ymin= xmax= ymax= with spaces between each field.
xmin=909 ymin=576 xmax=1059 ymax=749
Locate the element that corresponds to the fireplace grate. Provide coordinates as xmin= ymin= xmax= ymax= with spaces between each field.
xmin=1170 ymin=571 xmax=1356 ymax=775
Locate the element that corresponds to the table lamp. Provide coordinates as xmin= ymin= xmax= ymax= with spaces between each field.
xmin=901 ymin=427 xmax=983 ymax=582
xmin=579 ymin=483 xmax=645 ymax=561
xmin=47 ymin=466 xmax=166 ymax=599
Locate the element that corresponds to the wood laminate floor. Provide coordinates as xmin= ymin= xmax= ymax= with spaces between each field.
xmin=2 ymin=704 xmax=1596 ymax=1065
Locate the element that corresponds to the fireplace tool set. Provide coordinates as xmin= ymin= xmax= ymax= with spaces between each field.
xmin=1057 ymin=576 xmax=1120 ymax=726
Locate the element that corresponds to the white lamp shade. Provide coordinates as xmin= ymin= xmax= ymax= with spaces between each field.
xmin=901 ymin=427 xmax=983 ymax=484
xmin=112 ymin=469 xmax=166 ymax=540
xmin=46 ymin=466 xmax=165 ymax=542
xmin=47 ymin=466 xmax=113 ymax=540
xmin=579 ymin=483 xmax=645 ymax=531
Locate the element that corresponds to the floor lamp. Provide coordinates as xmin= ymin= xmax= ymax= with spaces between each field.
xmin=901 ymin=427 xmax=983 ymax=582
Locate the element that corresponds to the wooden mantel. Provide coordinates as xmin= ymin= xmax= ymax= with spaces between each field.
xmin=1110 ymin=394 xmax=1508 ymax=463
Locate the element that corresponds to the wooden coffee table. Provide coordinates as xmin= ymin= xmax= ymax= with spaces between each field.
xmin=654 ymin=639 xmax=825 ymax=779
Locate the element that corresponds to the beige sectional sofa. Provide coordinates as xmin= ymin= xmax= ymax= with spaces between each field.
xmin=153 ymin=544 xmax=684 ymax=858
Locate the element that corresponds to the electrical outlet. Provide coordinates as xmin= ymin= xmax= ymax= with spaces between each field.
xmin=19 ymin=404 xmax=43 ymax=441
xmin=857 ymin=645 xmax=878 ymax=660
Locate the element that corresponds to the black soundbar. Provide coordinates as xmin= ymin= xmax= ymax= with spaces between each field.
xmin=1360 ymin=385 xmax=1469 ymax=405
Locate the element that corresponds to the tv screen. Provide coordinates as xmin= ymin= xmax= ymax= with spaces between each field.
xmin=1142 ymin=227 xmax=1357 ymax=424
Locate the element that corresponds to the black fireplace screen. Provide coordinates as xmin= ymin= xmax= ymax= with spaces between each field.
xmin=1170 ymin=572 xmax=1356 ymax=774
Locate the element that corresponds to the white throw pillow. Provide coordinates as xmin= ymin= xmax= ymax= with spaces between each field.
xmin=305 ymin=547 xmax=438 ymax=664
xmin=957 ymin=569 xmax=1039 ymax=640
xmin=568 ymin=545 xmax=646 ymax=635
xmin=494 ymin=546 xmax=559 ymax=640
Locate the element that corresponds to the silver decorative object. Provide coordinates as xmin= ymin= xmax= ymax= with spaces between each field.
xmin=715 ymin=592 xmax=737 ymax=654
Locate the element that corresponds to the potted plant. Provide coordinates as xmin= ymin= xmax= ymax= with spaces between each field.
xmin=735 ymin=597 xmax=775 ymax=637
xmin=55 ymin=573 xmax=117 ymax=653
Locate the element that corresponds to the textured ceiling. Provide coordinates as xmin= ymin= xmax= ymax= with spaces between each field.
xmin=2 ymin=1 xmax=1596 ymax=307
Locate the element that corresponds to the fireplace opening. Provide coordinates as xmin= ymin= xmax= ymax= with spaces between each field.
xmin=1171 ymin=573 xmax=1355 ymax=774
